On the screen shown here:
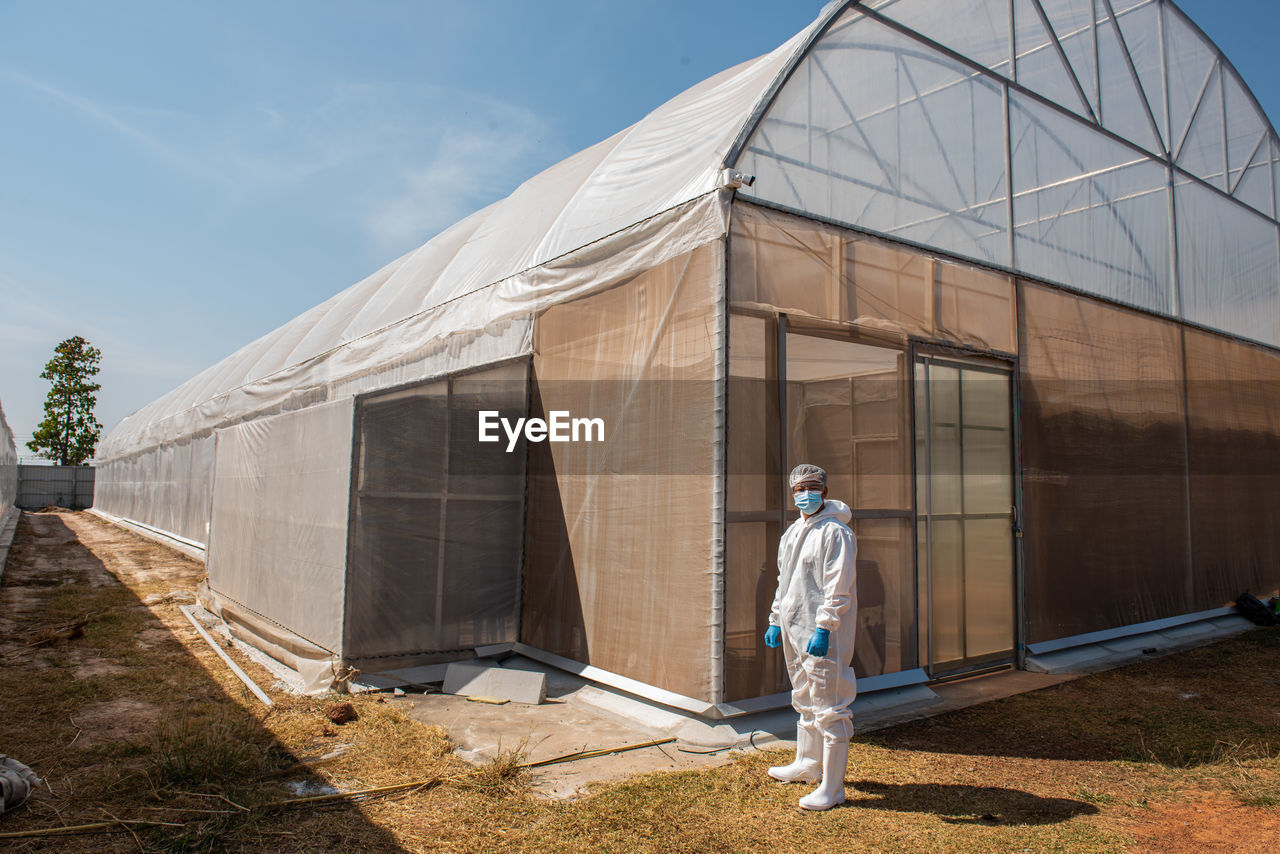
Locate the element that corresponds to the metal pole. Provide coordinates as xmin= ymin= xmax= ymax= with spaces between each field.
xmin=920 ymin=356 xmax=934 ymax=674
xmin=710 ymin=234 xmax=729 ymax=706
xmin=777 ymin=314 xmax=789 ymax=526
xmin=435 ymin=381 xmax=451 ymax=650
xmin=1010 ymin=330 xmax=1027 ymax=670
xmin=1004 ymin=82 xmax=1016 ymax=268
xmin=1091 ymin=0 xmax=1102 ymax=123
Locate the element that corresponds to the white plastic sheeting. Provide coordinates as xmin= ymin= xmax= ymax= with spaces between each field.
xmin=95 ymin=434 xmax=214 ymax=545
xmin=205 ymin=398 xmax=354 ymax=654
xmin=100 ymin=0 xmax=1280 ymax=535
xmin=738 ymin=8 xmax=1010 ymax=266
xmin=737 ymin=0 xmax=1280 ymax=348
xmin=1010 ymin=91 xmax=1172 ymax=314
xmin=0 ymin=400 xmax=15 ymax=519
xmin=1177 ymin=178 xmax=1280 ymax=346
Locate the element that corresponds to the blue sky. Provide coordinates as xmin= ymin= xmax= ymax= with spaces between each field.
xmin=1 ymin=1 xmax=1277 ymax=452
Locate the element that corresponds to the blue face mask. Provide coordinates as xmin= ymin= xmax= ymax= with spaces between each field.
xmin=793 ymin=490 xmax=823 ymax=514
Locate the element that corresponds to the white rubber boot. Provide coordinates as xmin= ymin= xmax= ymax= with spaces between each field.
xmin=767 ymin=725 xmax=821 ymax=783
xmin=798 ymin=739 xmax=849 ymax=810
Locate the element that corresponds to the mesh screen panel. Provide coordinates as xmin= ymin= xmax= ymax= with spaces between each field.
xmin=206 ymin=399 xmax=354 ymax=653
xmin=345 ymin=361 xmax=527 ymax=661
xmin=730 ymin=203 xmax=1016 ymax=352
xmin=1019 ymin=281 xmax=1192 ymax=642
xmin=1184 ymin=328 xmax=1280 ymax=606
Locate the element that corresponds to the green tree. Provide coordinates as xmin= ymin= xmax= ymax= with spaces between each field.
xmin=28 ymin=336 xmax=103 ymax=466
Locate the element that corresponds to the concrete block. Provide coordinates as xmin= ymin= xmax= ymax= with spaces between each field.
xmin=350 ymin=674 xmax=407 ymax=692
xmin=444 ymin=662 xmax=545 ymax=705
xmin=500 ymin=655 xmax=585 ymax=697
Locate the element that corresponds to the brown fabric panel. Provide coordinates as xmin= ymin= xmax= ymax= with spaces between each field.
xmin=724 ymin=313 xmax=790 ymax=702
xmin=851 ymin=516 xmax=914 ymax=678
xmin=727 ymin=315 xmax=781 ymax=514
xmin=1019 ymin=282 xmax=1192 ymax=643
xmin=729 ymin=202 xmax=1016 ymax=353
xmin=1184 ymin=329 xmax=1280 ymax=605
xmin=521 ymin=245 xmax=719 ymax=702
xmin=724 ymin=520 xmax=790 ymax=701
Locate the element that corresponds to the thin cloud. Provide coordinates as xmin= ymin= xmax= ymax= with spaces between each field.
xmin=2 ymin=66 xmax=556 ymax=252
xmin=0 ymin=68 xmax=211 ymax=179
xmin=363 ymin=96 xmax=551 ymax=250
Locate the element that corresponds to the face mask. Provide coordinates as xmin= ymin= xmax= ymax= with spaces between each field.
xmin=793 ymin=490 xmax=823 ymax=514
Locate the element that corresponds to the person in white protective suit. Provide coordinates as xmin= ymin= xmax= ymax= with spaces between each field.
xmin=763 ymin=463 xmax=857 ymax=811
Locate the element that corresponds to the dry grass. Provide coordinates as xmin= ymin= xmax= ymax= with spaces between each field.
xmin=1 ymin=511 xmax=1278 ymax=852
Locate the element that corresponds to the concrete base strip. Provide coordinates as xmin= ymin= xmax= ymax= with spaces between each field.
xmin=1026 ymin=606 xmax=1238 ymax=655
xmin=1026 ymin=613 xmax=1256 ymax=675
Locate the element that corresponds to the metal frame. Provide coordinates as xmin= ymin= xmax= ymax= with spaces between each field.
xmin=711 ymin=233 xmax=730 ymax=706
xmin=911 ymin=350 xmax=1018 ymax=678
xmin=1029 ymin=0 xmax=1099 ymax=123
xmin=838 ymin=2 xmax=1278 ymax=225
xmin=770 ymin=313 xmax=920 ymax=677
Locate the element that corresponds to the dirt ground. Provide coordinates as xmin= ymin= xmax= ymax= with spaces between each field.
xmin=0 ymin=510 xmax=1278 ymax=853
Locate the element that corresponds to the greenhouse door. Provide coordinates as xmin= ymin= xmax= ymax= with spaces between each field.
xmin=344 ymin=360 xmax=529 ymax=663
xmin=914 ymin=357 xmax=1015 ymax=677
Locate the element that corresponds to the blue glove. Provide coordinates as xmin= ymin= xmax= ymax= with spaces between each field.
xmin=764 ymin=625 xmax=782 ymax=648
xmin=806 ymin=627 xmax=830 ymax=657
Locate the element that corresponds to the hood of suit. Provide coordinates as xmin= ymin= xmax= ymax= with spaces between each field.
xmin=802 ymin=497 xmax=852 ymax=525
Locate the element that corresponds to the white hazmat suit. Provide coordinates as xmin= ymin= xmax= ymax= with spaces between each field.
xmin=767 ymin=494 xmax=858 ymax=809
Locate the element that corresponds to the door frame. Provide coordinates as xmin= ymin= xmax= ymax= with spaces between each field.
xmin=909 ymin=342 xmax=1024 ymax=679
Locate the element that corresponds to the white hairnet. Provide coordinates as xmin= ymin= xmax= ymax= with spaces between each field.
xmin=789 ymin=463 xmax=827 ymax=490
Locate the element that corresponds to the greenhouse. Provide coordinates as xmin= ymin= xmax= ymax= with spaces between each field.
xmin=96 ymin=0 xmax=1280 ymax=714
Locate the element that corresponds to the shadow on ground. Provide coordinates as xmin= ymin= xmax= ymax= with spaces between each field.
xmin=0 ymin=512 xmax=408 ymax=853
xmin=844 ymin=779 xmax=1098 ymax=824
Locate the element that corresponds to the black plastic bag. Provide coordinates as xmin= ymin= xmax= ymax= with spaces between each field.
xmin=1235 ymin=592 xmax=1280 ymax=627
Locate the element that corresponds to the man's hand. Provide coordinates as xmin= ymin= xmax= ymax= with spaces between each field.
xmin=805 ymin=627 xmax=830 ymax=657
xmin=764 ymin=625 xmax=782 ymax=648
